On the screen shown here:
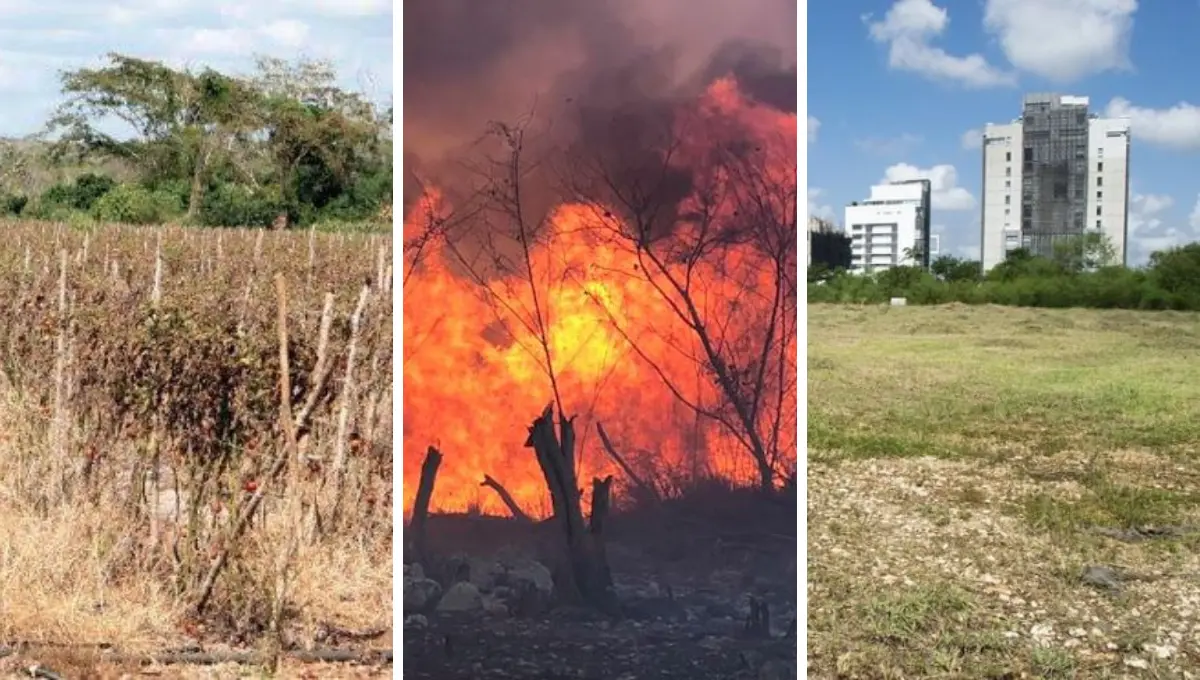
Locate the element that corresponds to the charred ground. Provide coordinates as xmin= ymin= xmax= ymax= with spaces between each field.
xmin=402 ymin=481 xmax=797 ymax=680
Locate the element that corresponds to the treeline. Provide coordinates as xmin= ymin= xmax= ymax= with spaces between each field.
xmin=809 ymin=233 xmax=1200 ymax=311
xmin=0 ymin=54 xmax=391 ymax=230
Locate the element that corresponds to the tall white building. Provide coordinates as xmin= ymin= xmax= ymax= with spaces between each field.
xmin=844 ymin=179 xmax=934 ymax=273
xmin=980 ymin=94 xmax=1131 ymax=271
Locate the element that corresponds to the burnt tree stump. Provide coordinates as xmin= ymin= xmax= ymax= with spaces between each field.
xmin=525 ymin=404 xmax=618 ymax=613
xmin=409 ymin=446 xmax=442 ymax=564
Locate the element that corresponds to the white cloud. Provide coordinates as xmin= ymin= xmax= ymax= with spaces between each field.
xmin=960 ymin=128 xmax=982 ymax=150
xmin=284 ymin=0 xmax=390 ymax=16
xmin=882 ymin=162 xmax=977 ymax=211
xmin=807 ymin=115 xmax=820 ymax=144
xmin=1128 ymin=192 xmax=1173 ymax=235
xmin=865 ymin=0 xmax=1016 ymax=88
xmin=173 ymin=20 xmax=312 ymax=55
xmin=808 ymin=187 xmax=835 ymax=221
xmin=260 ymin=20 xmax=311 ymax=48
xmin=854 ymin=133 xmax=922 ymax=156
xmin=1190 ymin=195 xmax=1200 ymax=231
xmin=955 ymin=244 xmax=982 ymax=261
xmin=1126 ymin=191 xmax=1190 ymax=264
xmin=1105 ymin=97 xmax=1200 ymax=151
xmin=983 ymin=0 xmax=1136 ymax=83
xmin=0 ymin=1 xmax=391 ymax=135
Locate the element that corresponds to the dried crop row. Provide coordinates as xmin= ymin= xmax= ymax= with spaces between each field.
xmin=0 ymin=219 xmax=394 ymax=654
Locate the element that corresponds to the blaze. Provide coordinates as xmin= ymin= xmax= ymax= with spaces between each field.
xmin=402 ymin=77 xmax=797 ymax=516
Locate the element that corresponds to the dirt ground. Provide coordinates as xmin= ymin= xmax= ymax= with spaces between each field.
xmin=403 ymin=490 xmax=798 ymax=680
xmin=809 ymin=304 xmax=1200 ymax=679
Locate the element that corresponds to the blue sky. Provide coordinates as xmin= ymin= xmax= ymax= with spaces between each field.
xmin=808 ymin=0 xmax=1200 ymax=266
xmin=0 ymin=0 xmax=392 ymax=138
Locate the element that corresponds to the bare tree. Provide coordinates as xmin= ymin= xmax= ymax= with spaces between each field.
xmin=560 ymin=100 xmax=798 ymax=491
xmin=412 ymin=117 xmax=617 ymax=610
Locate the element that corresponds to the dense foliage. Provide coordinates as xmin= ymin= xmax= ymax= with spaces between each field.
xmin=0 ymin=53 xmax=391 ymax=230
xmin=809 ymin=234 xmax=1200 ymax=311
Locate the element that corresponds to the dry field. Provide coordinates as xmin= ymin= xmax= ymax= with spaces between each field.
xmin=0 ymin=220 xmax=393 ymax=678
xmin=808 ymin=303 xmax=1200 ymax=679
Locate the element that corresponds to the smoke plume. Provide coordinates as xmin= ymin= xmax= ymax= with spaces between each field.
xmin=403 ymin=0 xmax=796 ymax=210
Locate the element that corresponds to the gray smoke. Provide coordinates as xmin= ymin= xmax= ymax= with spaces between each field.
xmin=403 ymin=0 xmax=796 ymax=214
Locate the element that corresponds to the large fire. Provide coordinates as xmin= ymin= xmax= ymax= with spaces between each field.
xmin=402 ymin=77 xmax=797 ymax=516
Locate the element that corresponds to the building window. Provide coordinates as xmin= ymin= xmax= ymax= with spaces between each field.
xmin=1005 ymin=208 xmax=1011 ymax=216
xmin=1097 ymin=176 xmax=1103 ymax=187
xmin=1097 ymin=191 xmax=1103 ymax=199
xmin=1006 ymin=167 xmax=1012 ymax=177
xmin=1096 ymin=219 xmax=1102 ymax=229
xmin=1097 ymin=162 xmax=1103 ymax=172
xmin=1005 ymin=195 xmax=1011 ymax=205
xmin=1096 ymin=206 xmax=1102 ymax=216
xmin=1006 ymin=151 xmax=1012 ymax=161
xmin=1005 ymin=180 xmax=1011 ymax=189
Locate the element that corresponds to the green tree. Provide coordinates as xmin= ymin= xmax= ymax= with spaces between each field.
xmin=251 ymin=57 xmax=391 ymax=224
xmin=1149 ymin=243 xmax=1200 ymax=306
xmin=930 ymin=255 xmax=981 ymax=282
xmin=45 ymin=54 xmax=260 ymax=218
xmin=1052 ymin=232 xmax=1116 ymax=274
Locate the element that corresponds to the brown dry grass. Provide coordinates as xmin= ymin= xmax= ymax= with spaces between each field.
xmin=809 ymin=304 xmax=1200 ymax=679
xmin=0 ymin=221 xmax=393 ymax=678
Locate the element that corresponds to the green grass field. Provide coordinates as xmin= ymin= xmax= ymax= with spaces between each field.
xmin=808 ymin=304 xmax=1200 ymax=679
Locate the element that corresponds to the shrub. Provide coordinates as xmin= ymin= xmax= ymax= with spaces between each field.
xmin=92 ymin=184 xmax=181 ymax=225
xmin=0 ymin=193 xmax=27 ymax=216
xmin=200 ymin=183 xmax=286 ymax=228
xmin=809 ymin=245 xmax=1200 ymax=315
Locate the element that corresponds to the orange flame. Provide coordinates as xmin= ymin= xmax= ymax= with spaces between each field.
xmin=402 ymin=77 xmax=797 ymax=516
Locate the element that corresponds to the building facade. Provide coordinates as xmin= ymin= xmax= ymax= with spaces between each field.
xmin=980 ymin=94 xmax=1130 ymax=271
xmin=843 ymin=179 xmax=934 ymax=273
xmin=807 ymin=215 xmax=852 ymax=271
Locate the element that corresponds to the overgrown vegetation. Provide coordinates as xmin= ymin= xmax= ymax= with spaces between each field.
xmin=809 ymin=305 xmax=1200 ymax=678
xmin=0 ymin=222 xmax=392 ymax=672
xmin=809 ymin=233 xmax=1200 ymax=312
xmin=0 ymin=53 xmax=391 ymax=231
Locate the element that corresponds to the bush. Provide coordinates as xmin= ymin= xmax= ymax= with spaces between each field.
xmin=0 ymin=193 xmax=27 ymax=216
xmin=92 ymin=184 xmax=181 ymax=225
xmin=39 ymin=173 xmax=117 ymax=213
xmin=200 ymin=183 xmax=286 ymax=228
xmin=809 ymin=244 xmax=1200 ymax=315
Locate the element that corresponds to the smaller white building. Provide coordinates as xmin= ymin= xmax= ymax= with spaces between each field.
xmin=844 ymin=180 xmax=933 ymax=273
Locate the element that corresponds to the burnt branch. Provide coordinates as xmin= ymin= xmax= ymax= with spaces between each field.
xmin=479 ymin=474 xmax=534 ymax=524
xmin=595 ymin=422 xmax=660 ymax=503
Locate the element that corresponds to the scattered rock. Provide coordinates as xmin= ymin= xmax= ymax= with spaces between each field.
xmin=437 ymin=582 xmax=484 ymax=612
xmin=482 ymin=595 xmax=509 ymax=617
xmin=404 ymin=571 xmax=442 ymax=613
xmin=757 ymin=658 xmax=796 ymax=680
xmin=1124 ymin=656 xmax=1149 ymax=670
xmin=1090 ymin=524 xmax=1196 ymax=543
xmin=404 ymin=614 xmax=429 ymax=629
xmin=468 ymin=558 xmax=506 ymax=591
xmin=1080 ymin=564 xmax=1124 ymax=592
xmin=1147 ymin=643 xmax=1176 ymax=659
xmin=505 ymin=558 xmax=554 ymax=596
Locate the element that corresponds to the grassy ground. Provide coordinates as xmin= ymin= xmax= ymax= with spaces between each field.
xmin=808 ymin=303 xmax=1200 ymax=679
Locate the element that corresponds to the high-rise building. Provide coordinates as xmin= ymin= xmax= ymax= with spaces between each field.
xmin=843 ymin=179 xmax=935 ymax=273
xmin=980 ymin=94 xmax=1131 ymax=271
xmin=807 ymin=215 xmax=851 ymax=270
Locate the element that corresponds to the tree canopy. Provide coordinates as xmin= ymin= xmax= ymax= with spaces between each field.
xmin=810 ymin=234 xmax=1200 ymax=312
xmin=1 ymin=52 xmax=391 ymax=230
